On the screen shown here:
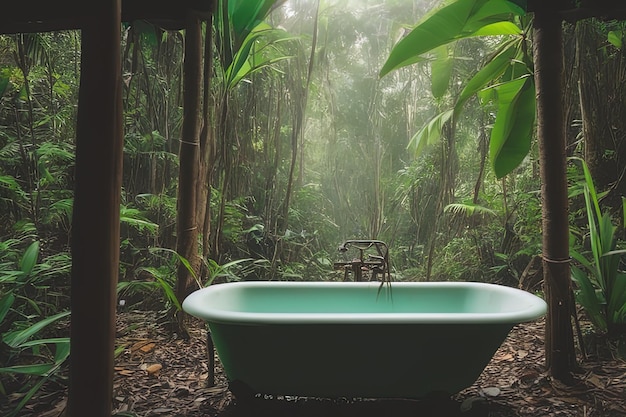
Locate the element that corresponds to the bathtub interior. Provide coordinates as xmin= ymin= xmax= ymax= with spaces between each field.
xmin=183 ymin=281 xmax=547 ymax=324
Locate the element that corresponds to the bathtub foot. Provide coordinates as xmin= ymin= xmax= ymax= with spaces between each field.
xmin=228 ymin=380 xmax=256 ymax=404
xmin=206 ymin=330 xmax=215 ymax=387
xmin=460 ymin=396 xmax=488 ymax=415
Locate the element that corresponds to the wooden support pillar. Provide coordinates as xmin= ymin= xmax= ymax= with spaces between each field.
xmin=175 ymin=11 xmax=203 ymax=335
xmin=533 ymin=6 xmax=578 ymax=379
xmin=68 ymin=0 xmax=123 ymax=415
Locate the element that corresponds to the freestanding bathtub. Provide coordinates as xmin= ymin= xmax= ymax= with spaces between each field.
xmin=182 ymin=281 xmax=546 ymax=400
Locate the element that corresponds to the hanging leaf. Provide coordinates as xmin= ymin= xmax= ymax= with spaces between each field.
xmin=470 ymin=21 xmax=522 ymax=36
xmin=456 ymin=39 xmax=520 ymax=111
xmin=407 ymin=109 xmax=454 ymax=156
xmin=608 ymin=30 xmax=623 ymax=49
xmin=132 ymin=20 xmax=158 ymax=48
xmin=431 ymin=45 xmax=453 ymax=99
xmin=489 ymin=75 xmax=535 ymax=178
xmin=444 ymin=202 xmax=497 ymax=217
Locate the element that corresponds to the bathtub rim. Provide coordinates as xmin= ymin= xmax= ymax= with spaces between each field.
xmin=182 ymin=281 xmax=547 ymax=325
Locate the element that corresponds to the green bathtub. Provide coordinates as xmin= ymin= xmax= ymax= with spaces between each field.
xmin=182 ymin=281 xmax=546 ymax=400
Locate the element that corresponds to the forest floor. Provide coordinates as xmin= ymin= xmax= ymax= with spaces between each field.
xmin=6 ymin=310 xmax=626 ymax=417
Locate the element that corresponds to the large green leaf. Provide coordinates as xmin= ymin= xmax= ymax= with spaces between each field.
xmin=380 ymin=0 xmax=524 ymax=77
xmin=456 ymin=39 xmax=520 ymax=110
xmin=569 ymin=158 xmax=626 ymax=330
xmin=608 ymin=30 xmax=623 ymax=49
xmin=571 ymin=265 xmax=606 ymax=331
xmin=3 ymin=310 xmax=70 ymax=348
xmin=489 ymin=75 xmax=535 ymax=178
xmin=431 ymin=45 xmax=453 ymax=98
xmin=0 ymin=292 xmax=15 ymax=323
xmin=19 ymin=241 xmax=40 ymax=277
xmin=225 ymin=23 xmax=269 ymax=86
xmin=225 ymin=23 xmax=295 ymax=88
xmin=407 ymin=109 xmax=454 ymax=156
xmin=470 ymin=21 xmax=522 ymax=36
xmin=0 ymin=363 xmax=56 ymax=376
xmin=608 ymin=272 xmax=626 ymax=323
xmin=573 ymin=155 xmax=602 ymax=220
xmin=228 ymin=0 xmax=286 ymax=51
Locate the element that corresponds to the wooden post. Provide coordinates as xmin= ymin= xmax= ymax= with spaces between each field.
xmin=67 ymin=0 xmax=123 ymax=415
xmin=533 ymin=6 xmax=578 ymax=379
xmin=175 ymin=11 xmax=203 ymax=335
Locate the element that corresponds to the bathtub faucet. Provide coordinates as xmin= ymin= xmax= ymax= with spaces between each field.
xmin=334 ymin=240 xmax=390 ymax=282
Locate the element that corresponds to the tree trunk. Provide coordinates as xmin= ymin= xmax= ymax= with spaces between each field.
xmin=577 ymin=19 xmax=626 ymax=210
xmin=199 ymin=8 xmax=215 ymax=278
xmin=175 ymin=12 xmax=203 ymax=334
xmin=533 ymin=7 xmax=577 ymax=380
xmin=68 ymin=1 xmax=122 ymax=415
xmin=278 ymin=0 xmax=320 ymax=235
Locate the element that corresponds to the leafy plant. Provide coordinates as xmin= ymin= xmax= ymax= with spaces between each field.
xmin=0 ymin=233 xmax=74 ymax=414
xmin=203 ymin=257 xmax=268 ymax=284
xmin=117 ymin=265 xmax=181 ymax=311
xmin=570 ymin=157 xmax=626 ymax=334
xmin=0 ymin=294 xmax=70 ymax=417
xmin=380 ymin=0 xmax=534 ymax=179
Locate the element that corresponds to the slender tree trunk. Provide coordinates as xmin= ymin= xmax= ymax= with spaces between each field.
xmin=175 ymin=12 xmax=203 ymax=335
xmin=425 ymin=119 xmax=456 ymax=281
xmin=68 ymin=0 xmax=122 ymax=415
xmin=533 ymin=7 xmax=577 ymax=380
xmin=264 ymin=83 xmax=281 ymax=227
xmin=212 ymin=93 xmax=230 ymax=260
xmin=199 ymin=9 xmax=216 ymax=277
xmin=278 ymin=0 xmax=320 ymax=235
xmin=577 ymin=19 xmax=626 ymax=209
xmin=14 ymin=35 xmax=41 ymax=224
xmin=472 ymin=117 xmax=488 ymax=205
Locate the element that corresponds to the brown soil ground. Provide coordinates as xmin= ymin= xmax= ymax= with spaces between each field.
xmin=5 ymin=311 xmax=626 ymax=417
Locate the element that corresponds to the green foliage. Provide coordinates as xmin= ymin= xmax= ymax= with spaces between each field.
xmin=203 ymin=257 xmax=269 ymax=284
xmin=607 ymin=30 xmax=623 ymax=49
xmin=216 ymin=0 xmax=292 ymax=89
xmin=444 ymin=202 xmax=497 ymax=217
xmin=432 ymin=235 xmax=494 ymax=281
xmin=117 ymin=264 xmax=181 ymax=311
xmin=381 ymin=0 xmax=534 ymax=179
xmin=379 ymin=0 xmax=524 ymax=77
xmin=489 ymin=75 xmax=535 ymax=178
xmin=224 ymin=22 xmax=295 ymax=89
xmin=0 ymin=238 xmax=71 ymax=417
xmin=228 ymin=0 xmax=285 ymax=41
xmin=570 ymin=157 xmax=626 ymax=334
xmin=407 ymin=109 xmax=454 ymax=155
xmin=0 ymin=308 xmax=70 ymax=417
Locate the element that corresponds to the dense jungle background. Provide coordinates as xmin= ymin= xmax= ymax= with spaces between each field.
xmin=2 ymin=0 xmax=626 ymax=415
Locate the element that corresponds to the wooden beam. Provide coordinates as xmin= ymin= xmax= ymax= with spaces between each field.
xmin=67 ymin=0 xmax=123 ymax=415
xmin=560 ymin=8 xmax=626 ymax=23
xmin=0 ymin=0 xmax=213 ymax=34
xmin=525 ymin=0 xmax=626 ymax=21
